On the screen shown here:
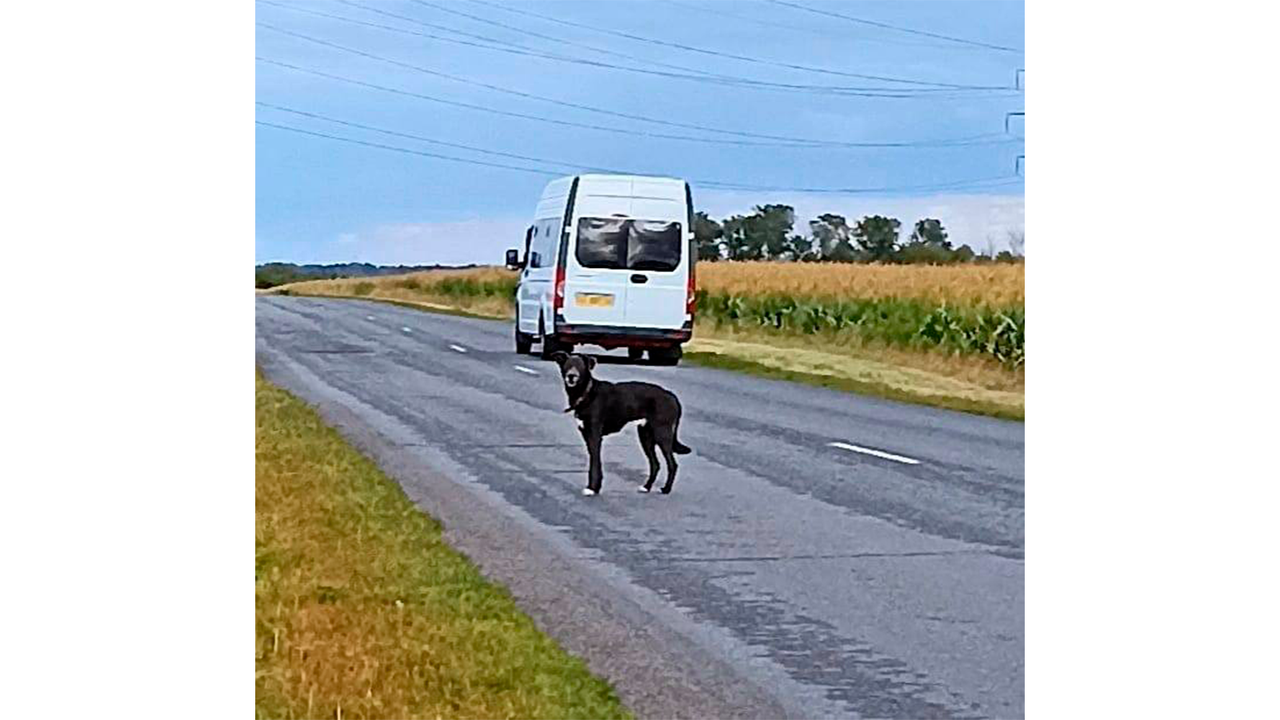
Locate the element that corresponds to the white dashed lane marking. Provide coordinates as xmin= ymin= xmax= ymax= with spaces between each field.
xmin=366 ymin=315 xmax=375 ymax=320
xmin=513 ymin=365 xmax=539 ymax=375
xmin=449 ymin=344 xmax=468 ymax=353
xmin=827 ymin=441 xmax=921 ymax=466
xmin=401 ymin=327 xmax=412 ymax=333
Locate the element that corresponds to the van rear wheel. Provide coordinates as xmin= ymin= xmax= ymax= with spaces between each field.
xmin=650 ymin=345 xmax=682 ymax=366
xmin=515 ymin=324 xmax=533 ymax=354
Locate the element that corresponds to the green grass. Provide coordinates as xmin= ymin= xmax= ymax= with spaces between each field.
xmin=256 ymin=371 xmax=631 ymax=720
xmin=696 ymin=291 xmax=1025 ymax=368
xmin=683 ymin=351 xmax=1024 ymax=421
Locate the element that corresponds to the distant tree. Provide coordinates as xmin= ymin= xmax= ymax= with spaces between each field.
xmin=692 ymin=211 xmax=724 ymax=261
xmin=1007 ymin=229 xmax=1025 ymax=256
xmin=898 ymin=218 xmax=954 ymax=264
xmin=254 ymin=265 xmax=306 ymax=289
xmin=995 ymin=250 xmax=1018 ymax=264
xmin=721 ymin=216 xmax=749 ymax=261
xmin=718 ymin=205 xmax=796 ymax=260
xmin=953 ymin=244 xmax=977 ymax=263
xmin=744 ymin=204 xmax=795 ymax=260
xmin=898 ymin=243 xmax=955 ymax=265
xmin=853 ymin=215 xmax=901 ymax=263
xmin=909 ymin=218 xmax=951 ymax=249
xmin=783 ymin=233 xmax=815 ymax=261
xmin=809 ymin=213 xmax=857 ymax=262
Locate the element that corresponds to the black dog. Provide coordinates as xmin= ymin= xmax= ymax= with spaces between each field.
xmin=551 ymin=352 xmax=691 ymax=496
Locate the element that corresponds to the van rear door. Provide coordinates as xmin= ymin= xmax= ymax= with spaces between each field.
xmin=621 ymin=191 xmax=686 ymax=330
xmin=620 ymin=217 xmax=686 ymax=329
xmin=562 ymin=216 xmax=629 ymax=327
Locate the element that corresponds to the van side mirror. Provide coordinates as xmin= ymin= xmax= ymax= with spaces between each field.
xmin=505 ymin=248 xmax=522 ymax=270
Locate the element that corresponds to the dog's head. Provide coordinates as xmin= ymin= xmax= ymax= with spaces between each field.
xmin=550 ymin=351 xmax=596 ymax=390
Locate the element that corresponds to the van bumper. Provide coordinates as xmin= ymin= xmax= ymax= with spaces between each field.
xmin=554 ymin=319 xmax=692 ymax=348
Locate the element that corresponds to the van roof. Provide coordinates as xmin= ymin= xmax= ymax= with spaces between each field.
xmin=555 ymin=173 xmax=686 ymax=185
xmin=536 ymin=174 xmax=690 ymax=222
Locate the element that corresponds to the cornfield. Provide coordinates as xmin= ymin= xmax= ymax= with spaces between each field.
xmin=698 ymin=291 xmax=1024 ymax=368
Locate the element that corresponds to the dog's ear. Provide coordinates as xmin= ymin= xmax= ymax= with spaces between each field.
xmin=584 ymin=355 xmax=597 ymax=371
xmin=550 ymin=351 xmax=569 ymax=367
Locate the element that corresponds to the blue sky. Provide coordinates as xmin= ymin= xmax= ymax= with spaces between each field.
xmin=255 ymin=0 xmax=1024 ymax=265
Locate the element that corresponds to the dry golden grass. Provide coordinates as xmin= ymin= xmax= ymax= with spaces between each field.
xmin=281 ymin=267 xmax=518 ymax=319
xmin=698 ymin=261 xmax=1024 ymax=306
xmin=256 ymin=371 xmax=629 ymax=719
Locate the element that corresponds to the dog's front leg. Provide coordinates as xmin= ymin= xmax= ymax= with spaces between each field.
xmin=584 ymin=426 xmax=604 ymax=496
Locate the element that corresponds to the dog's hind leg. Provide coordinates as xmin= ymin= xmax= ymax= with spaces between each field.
xmin=637 ymin=424 xmax=660 ymax=493
xmin=654 ymin=424 xmax=679 ymax=495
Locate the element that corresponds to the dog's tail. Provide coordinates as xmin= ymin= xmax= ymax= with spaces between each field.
xmin=673 ymin=438 xmax=692 ymax=455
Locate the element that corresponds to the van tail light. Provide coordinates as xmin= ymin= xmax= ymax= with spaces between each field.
xmin=686 ymin=260 xmax=697 ymax=315
xmin=553 ymin=263 xmax=566 ymax=311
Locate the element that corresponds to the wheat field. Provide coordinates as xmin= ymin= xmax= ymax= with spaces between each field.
xmin=286 ymin=262 xmax=1023 ymax=309
xmin=698 ymin=262 xmax=1024 ymax=307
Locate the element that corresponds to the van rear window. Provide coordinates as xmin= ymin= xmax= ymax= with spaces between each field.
xmin=576 ymin=218 xmax=682 ymax=271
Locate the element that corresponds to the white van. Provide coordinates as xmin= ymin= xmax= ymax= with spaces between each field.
xmin=505 ymin=174 xmax=696 ymax=365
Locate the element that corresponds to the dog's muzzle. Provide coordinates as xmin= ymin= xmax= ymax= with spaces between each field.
xmin=565 ymin=370 xmax=581 ymax=387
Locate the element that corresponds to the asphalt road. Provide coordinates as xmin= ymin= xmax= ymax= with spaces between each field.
xmin=256 ymin=295 xmax=1024 ymax=719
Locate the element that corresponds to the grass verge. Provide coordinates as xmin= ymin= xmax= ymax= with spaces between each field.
xmin=684 ymin=351 xmax=1022 ymax=421
xmin=256 ymin=371 xmax=630 ymax=719
xmin=685 ymin=328 xmax=1022 ymax=420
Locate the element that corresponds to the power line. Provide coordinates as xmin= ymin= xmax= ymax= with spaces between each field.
xmin=257 ymin=54 xmax=845 ymax=148
xmin=401 ymin=0 xmax=738 ymax=82
xmin=266 ymin=1 xmax=760 ymax=91
xmin=764 ymin=0 xmax=1024 ymax=55
xmin=463 ymin=0 xmax=1008 ymax=89
xmin=659 ymin=0 xmax=982 ymax=51
xmin=258 ymin=15 xmax=1008 ymax=144
xmin=256 ymin=102 xmax=1023 ymax=193
xmin=256 ymin=120 xmax=557 ymax=176
xmin=709 ymin=176 xmax=1024 ymax=194
xmin=256 ymin=117 xmax=1022 ymax=195
xmin=254 ymin=36 xmax=1014 ymax=149
xmin=256 ymin=102 xmax=621 ymax=174
xmin=260 ymin=0 xmax=995 ymax=99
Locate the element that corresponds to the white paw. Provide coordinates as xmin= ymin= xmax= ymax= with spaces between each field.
xmin=581 ymin=488 xmax=597 ymax=496
xmin=637 ymin=485 xmax=651 ymax=493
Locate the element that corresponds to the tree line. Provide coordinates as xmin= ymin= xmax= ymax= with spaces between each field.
xmin=255 ymin=261 xmax=481 ymax=288
xmin=693 ymin=205 xmax=1024 ymax=264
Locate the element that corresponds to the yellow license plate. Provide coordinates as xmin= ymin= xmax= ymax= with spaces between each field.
xmin=575 ymin=293 xmax=615 ymax=308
